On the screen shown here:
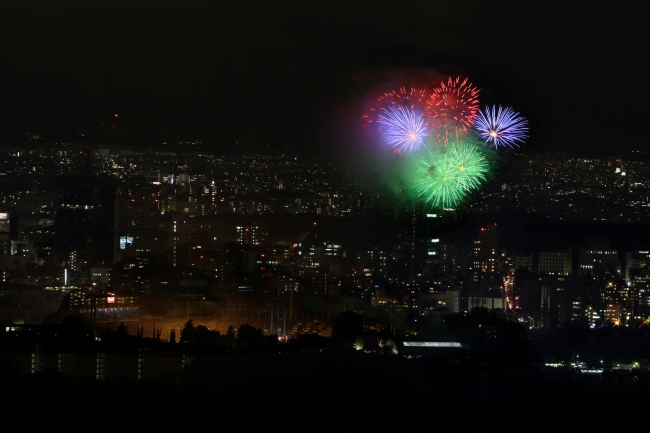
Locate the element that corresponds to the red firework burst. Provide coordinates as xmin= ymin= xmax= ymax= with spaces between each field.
xmin=425 ymin=76 xmax=480 ymax=143
xmin=363 ymin=87 xmax=429 ymax=131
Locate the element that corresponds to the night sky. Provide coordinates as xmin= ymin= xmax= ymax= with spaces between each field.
xmin=1 ymin=1 xmax=647 ymax=154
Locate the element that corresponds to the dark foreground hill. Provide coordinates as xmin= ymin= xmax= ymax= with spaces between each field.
xmin=2 ymin=349 xmax=647 ymax=430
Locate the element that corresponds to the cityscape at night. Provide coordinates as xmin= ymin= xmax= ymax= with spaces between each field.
xmin=1 ymin=0 xmax=649 ymax=428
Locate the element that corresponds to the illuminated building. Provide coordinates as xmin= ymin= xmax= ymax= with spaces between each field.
xmin=604 ymin=303 xmax=621 ymax=325
xmin=301 ymin=268 xmax=329 ymax=295
xmin=413 ymin=237 xmax=441 ymax=275
xmin=470 ymin=224 xmax=500 ymax=277
xmin=70 ymin=290 xmax=140 ymax=321
xmin=236 ymin=223 xmax=267 ymax=246
xmin=169 ymin=216 xmax=234 ymax=266
xmin=0 ymin=211 xmax=16 ymax=256
xmin=584 ymin=305 xmax=601 ymax=327
xmin=417 ymin=290 xmax=460 ymax=315
xmin=625 ymin=249 xmax=650 ymax=285
xmin=579 ymin=237 xmax=619 ymax=276
xmin=514 ymin=252 xmax=534 ymax=272
xmin=468 ymin=295 xmax=505 ymax=312
xmin=579 ymin=248 xmax=619 ymax=276
xmin=538 ymin=250 xmax=572 ymax=275
xmin=603 ymin=281 xmax=635 ymax=318
xmin=478 ymin=223 xmax=498 ymax=256
xmin=115 ymin=192 xmax=168 ymax=262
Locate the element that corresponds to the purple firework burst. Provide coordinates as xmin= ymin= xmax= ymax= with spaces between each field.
xmin=474 ymin=105 xmax=528 ymax=149
xmin=377 ymin=105 xmax=428 ymax=152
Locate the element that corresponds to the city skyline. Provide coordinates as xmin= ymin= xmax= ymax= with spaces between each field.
xmin=2 ymin=142 xmax=650 ymax=328
xmin=2 ymin=139 xmax=650 ymax=417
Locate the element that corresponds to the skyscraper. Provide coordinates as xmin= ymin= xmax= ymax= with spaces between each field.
xmin=54 ymin=173 xmax=116 ymax=269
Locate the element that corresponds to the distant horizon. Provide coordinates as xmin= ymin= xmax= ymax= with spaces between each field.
xmin=0 ymin=136 xmax=646 ymax=163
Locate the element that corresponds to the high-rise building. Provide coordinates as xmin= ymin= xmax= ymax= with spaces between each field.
xmin=115 ymin=189 xmax=166 ymax=262
xmin=579 ymin=248 xmax=619 ymax=276
xmin=604 ymin=303 xmax=622 ymax=325
xmin=439 ymin=243 xmax=455 ymax=274
xmin=236 ymin=223 xmax=268 ymax=246
xmin=478 ymin=223 xmax=498 ymax=255
xmin=538 ymin=250 xmax=572 ymax=275
xmin=0 ymin=211 xmax=16 ymax=255
xmin=625 ymin=249 xmax=650 ymax=285
xmin=169 ymin=215 xmax=233 ymax=267
xmin=54 ymin=174 xmax=116 ymax=268
xmin=413 ymin=237 xmax=440 ymax=275
xmin=471 ymin=223 xmax=499 ymax=275
xmin=514 ymin=252 xmax=535 ymax=272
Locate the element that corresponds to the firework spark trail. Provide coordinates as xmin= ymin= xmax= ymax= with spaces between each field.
xmin=414 ymin=143 xmax=489 ymax=208
xmin=426 ymin=77 xmax=480 ymax=143
xmin=377 ymin=105 xmax=428 ymax=152
xmin=474 ymin=105 xmax=529 ymax=149
xmin=364 ymin=87 xmax=430 ymax=130
xmin=378 ymin=87 xmax=429 ymax=106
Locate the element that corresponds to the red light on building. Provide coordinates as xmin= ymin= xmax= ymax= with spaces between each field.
xmin=107 ymin=296 xmax=115 ymax=304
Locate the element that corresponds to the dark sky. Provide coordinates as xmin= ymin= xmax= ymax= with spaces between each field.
xmin=0 ymin=1 xmax=647 ymax=153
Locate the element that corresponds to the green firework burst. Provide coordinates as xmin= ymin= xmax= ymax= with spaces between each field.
xmin=414 ymin=142 xmax=490 ymax=209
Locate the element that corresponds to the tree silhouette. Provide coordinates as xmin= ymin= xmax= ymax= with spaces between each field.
xmin=237 ymin=323 xmax=264 ymax=348
xmin=332 ymin=311 xmax=363 ymax=342
xmin=180 ymin=318 xmax=195 ymax=343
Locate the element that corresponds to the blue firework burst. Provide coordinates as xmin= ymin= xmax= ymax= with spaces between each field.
xmin=474 ymin=105 xmax=528 ymax=149
xmin=377 ymin=105 xmax=428 ymax=152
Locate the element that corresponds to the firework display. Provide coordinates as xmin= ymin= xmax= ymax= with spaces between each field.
xmin=415 ymin=143 xmax=489 ymax=208
xmin=360 ymin=74 xmax=528 ymax=211
xmin=426 ymin=76 xmax=480 ymax=143
xmin=474 ymin=105 xmax=529 ymax=149
xmin=378 ymin=87 xmax=429 ymax=106
xmin=363 ymin=87 xmax=430 ymax=140
xmin=377 ymin=105 xmax=427 ymax=152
